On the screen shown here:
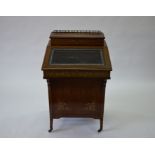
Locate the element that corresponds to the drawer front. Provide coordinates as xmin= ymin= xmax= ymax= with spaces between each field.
xmin=51 ymin=38 xmax=104 ymax=46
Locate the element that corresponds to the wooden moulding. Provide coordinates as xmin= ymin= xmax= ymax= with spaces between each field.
xmin=43 ymin=70 xmax=110 ymax=78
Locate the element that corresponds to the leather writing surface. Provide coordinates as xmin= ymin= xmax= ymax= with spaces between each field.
xmin=50 ymin=48 xmax=104 ymax=65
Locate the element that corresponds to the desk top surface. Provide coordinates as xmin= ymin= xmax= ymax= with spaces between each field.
xmin=50 ymin=30 xmax=105 ymax=39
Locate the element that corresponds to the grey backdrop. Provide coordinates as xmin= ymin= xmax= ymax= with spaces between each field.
xmin=0 ymin=16 xmax=155 ymax=137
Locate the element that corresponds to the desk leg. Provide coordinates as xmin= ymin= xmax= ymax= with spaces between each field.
xmin=98 ymin=118 xmax=103 ymax=132
xmin=47 ymin=79 xmax=53 ymax=132
xmin=98 ymin=80 xmax=106 ymax=132
xmin=48 ymin=117 xmax=53 ymax=132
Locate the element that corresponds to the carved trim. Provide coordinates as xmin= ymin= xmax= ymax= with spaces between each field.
xmin=84 ymin=102 xmax=96 ymax=111
xmin=53 ymin=30 xmax=102 ymax=33
xmin=56 ymin=102 xmax=71 ymax=111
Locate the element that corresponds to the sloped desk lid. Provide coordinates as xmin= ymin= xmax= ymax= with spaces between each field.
xmin=42 ymin=30 xmax=112 ymax=78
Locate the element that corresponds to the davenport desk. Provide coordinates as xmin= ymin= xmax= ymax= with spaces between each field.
xmin=41 ymin=30 xmax=112 ymax=132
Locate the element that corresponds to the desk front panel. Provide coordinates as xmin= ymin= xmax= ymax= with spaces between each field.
xmin=48 ymin=78 xmax=105 ymax=119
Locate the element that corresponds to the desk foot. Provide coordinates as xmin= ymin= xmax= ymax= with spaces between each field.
xmin=98 ymin=128 xmax=102 ymax=132
xmin=98 ymin=118 xmax=103 ymax=132
xmin=48 ymin=128 xmax=53 ymax=132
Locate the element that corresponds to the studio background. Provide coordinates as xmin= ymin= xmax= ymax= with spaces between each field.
xmin=0 ymin=16 xmax=155 ymax=137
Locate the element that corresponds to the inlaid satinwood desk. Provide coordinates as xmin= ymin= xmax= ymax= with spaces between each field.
xmin=41 ymin=30 xmax=112 ymax=132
